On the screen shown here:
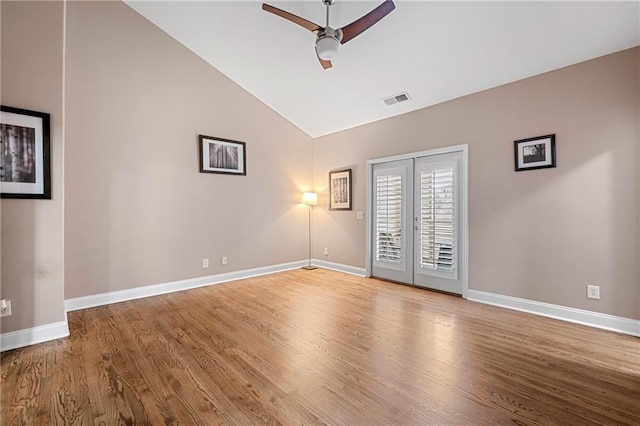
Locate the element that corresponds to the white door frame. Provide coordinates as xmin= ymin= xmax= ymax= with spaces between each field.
xmin=365 ymin=144 xmax=469 ymax=298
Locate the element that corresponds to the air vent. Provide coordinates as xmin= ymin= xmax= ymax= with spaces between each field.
xmin=382 ymin=92 xmax=411 ymax=106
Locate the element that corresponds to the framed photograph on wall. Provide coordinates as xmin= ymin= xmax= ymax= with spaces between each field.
xmin=329 ymin=168 xmax=352 ymax=210
xmin=1 ymin=105 xmax=51 ymax=199
xmin=514 ymin=134 xmax=556 ymax=172
xmin=199 ymin=134 xmax=246 ymax=176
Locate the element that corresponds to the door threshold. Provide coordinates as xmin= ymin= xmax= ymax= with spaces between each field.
xmin=369 ymin=276 xmax=462 ymax=297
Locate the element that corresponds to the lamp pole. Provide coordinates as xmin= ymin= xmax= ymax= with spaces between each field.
xmin=302 ymin=192 xmax=318 ymax=270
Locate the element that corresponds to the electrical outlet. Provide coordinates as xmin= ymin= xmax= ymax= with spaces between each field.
xmin=202 ymin=258 xmax=209 ymax=268
xmin=324 ymin=248 xmax=329 ymax=256
xmin=222 ymin=256 xmax=228 ymax=265
xmin=587 ymin=285 xmax=600 ymax=300
xmin=0 ymin=299 xmax=12 ymax=317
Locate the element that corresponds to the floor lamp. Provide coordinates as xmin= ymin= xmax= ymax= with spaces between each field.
xmin=301 ymin=192 xmax=318 ymax=270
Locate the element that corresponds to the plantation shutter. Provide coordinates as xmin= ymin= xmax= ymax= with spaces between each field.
xmin=416 ymin=158 xmax=458 ymax=280
xmin=375 ymin=173 xmax=404 ymax=263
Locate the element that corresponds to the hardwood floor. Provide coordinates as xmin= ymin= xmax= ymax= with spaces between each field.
xmin=1 ymin=268 xmax=639 ymax=425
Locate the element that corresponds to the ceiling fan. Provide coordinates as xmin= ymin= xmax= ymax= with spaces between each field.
xmin=262 ymin=0 xmax=396 ymax=69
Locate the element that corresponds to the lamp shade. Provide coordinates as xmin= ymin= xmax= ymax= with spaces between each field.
xmin=301 ymin=192 xmax=318 ymax=206
xmin=316 ymin=36 xmax=339 ymax=60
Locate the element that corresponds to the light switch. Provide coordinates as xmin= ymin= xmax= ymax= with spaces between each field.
xmin=356 ymin=211 xmax=364 ymax=220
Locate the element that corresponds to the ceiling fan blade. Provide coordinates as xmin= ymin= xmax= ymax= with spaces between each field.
xmin=262 ymin=3 xmax=323 ymax=34
xmin=315 ymin=48 xmax=333 ymax=69
xmin=339 ymin=0 xmax=395 ymax=44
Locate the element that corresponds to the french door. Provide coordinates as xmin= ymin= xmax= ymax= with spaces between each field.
xmin=370 ymin=150 xmax=465 ymax=295
xmin=371 ymin=159 xmax=413 ymax=284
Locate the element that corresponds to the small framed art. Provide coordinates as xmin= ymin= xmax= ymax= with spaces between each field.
xmin=1 ymin=105 xmax=51 ymax=199
xmin=199 ymin=134 xmax=246 ymax=176
xmin=329 ymin=168 xmax=352 ymax=210
xmin=514 ymin=134 xmax=556 ymax=172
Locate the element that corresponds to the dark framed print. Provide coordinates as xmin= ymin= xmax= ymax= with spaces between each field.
xmin=199 ymin=134 xmax=246 ymax=176
xmin=1 ymin=105 xmax=51 ymax=199
xmin=329 ymin=168 xmax=352 ymax=210
xmin=514 ymin=134 xmax=556 ymax=172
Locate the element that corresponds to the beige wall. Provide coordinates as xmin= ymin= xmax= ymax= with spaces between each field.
xmin=63 ymin=1 xmax=312 ymax=299
xmin=313 ymin=48 xmax=640 ymax=320
xmin=0 ymin=1 xmax=66 ymax=333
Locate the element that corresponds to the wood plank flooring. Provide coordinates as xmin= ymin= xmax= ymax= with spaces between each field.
xmin=1 ymin=268 xmax=639 ymax=425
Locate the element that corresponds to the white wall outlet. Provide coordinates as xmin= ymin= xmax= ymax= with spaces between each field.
xmin=202 ymin=258 xmax=209 ymax=268
xmin=0 ymin=299 xmax=12 ymax=317
xmin=222 ymin=256 xmax=228 ymax=265
xmin=587 ymin=285 xmax=600 ymax=300
xmin=324 ymin=247 xmax=329 ymax=256
xmin=356 ymin=211 xmax=364 ymax=220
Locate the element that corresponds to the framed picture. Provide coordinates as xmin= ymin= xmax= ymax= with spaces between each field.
xmin=514 ymin=134 xmax=556 ymax=172
xmin=329 ymin=168 xmax=352 ymax=210
xmin=199 ymin=134 xmax=246 ymax=176
xmin=1 ymin=105 xmax=51 ymax=199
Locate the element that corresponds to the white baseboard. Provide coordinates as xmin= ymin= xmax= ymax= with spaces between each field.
xmin=312 ymin=259 xmax=366 ymax=276
xmin=6 ymin=268 xmax=636 ymax=352
xmin=0 ymin=320 xmax=70 ymax=352
xmin=467 ymin=289 xmax=640 ymax=337
xmin=65 ymin=260 xmax=307 ymax=312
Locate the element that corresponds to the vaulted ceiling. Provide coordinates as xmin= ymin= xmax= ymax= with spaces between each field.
xmin=126 ymin=1 xmax=640 ymax=138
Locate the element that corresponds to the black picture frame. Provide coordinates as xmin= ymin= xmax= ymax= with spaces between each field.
xmin=514 ymin=134 xmax=556 ymax=172
xmin=198 ymin=134 xmax=246 ymax=176
xmin=1 ymin=105 xmax=51 ymax=199
xmin=329 ymin=168 xmax=352 ymax=210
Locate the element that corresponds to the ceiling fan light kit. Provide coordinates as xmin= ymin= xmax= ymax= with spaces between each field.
xmin=262 ymin=0 xmax=395 ymax=69
xmin=316 ymin=32 xmax=341 ymax=60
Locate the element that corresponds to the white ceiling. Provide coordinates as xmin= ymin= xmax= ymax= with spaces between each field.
xmin=126 ymin=1 xmax=640 ymax=138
